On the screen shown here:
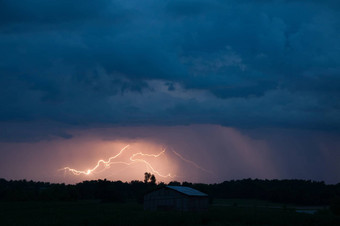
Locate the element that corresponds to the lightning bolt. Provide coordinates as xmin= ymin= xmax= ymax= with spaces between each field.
xmin=172 ymin=150 xmax=214 ymax=174
xmin=129 ymin=150 xmax=173 ymax=178
xmin=61 ymin=145 xmax=175 ymax=178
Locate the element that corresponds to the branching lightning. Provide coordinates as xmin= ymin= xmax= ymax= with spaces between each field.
xmin=61 ymin=144 xmax=214 ymax=181
xmin=172 ymin=150 xmax=214 ymax=174
xmin=61 ymin=145 xmax=175 ymax=178
xmin=129 ymin=150 xmax=173 ymax=178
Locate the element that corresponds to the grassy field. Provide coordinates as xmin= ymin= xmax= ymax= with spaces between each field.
xmin=213 ymin=199 xmax=328 ymax=211
xmin=214 ymin=198 xmax=286 ymax=207
xmin=0 ymin=200 xmax=339 ymax=225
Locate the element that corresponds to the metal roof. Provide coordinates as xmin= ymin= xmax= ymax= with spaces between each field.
xmin=166 ymin=186 xmax=208 ymax=197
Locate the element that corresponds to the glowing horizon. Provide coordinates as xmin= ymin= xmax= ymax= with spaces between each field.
xmin=61 ymin=144 xmax=176 ymax=179
xmin=1 ymin=125 xmax=338 ymax=184
xmin=58 ymin=140 xmax=215 ymax=183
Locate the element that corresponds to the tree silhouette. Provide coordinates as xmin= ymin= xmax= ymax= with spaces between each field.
xmin=1 ymin=177 xmax=340 ymax=206
xmin=144 ymin=172 xmax=156 ymax=184
xmin=150 ymin=174 xmax=156 ymax=184
xmin=144 ymin=172 xmax=151 ymax=183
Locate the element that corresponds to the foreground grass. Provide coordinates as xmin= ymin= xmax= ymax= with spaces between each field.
xmin=0 ymin=200 xmax=339 ymax=226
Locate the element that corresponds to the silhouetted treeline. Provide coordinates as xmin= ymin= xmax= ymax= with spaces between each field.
xmin=1 ymin=178 xmax=340 ymax=207
xmin=0 ymin=178 xmax=160 ymax=203
xmin=181 ymin=179 xmax=340 ymax=206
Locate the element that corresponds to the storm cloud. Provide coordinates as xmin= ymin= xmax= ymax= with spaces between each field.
xmin=1 ymin=0 xmax=339 ymax=140
xmin=1 ymin=1 xmax=340 ymax=183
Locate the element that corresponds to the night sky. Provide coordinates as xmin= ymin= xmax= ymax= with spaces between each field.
xmin=0 ymin=0 xmax=339 ymax=184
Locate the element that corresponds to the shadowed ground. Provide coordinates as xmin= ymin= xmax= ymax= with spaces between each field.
xmin=0 ymin=200 xmax=339 ymax=225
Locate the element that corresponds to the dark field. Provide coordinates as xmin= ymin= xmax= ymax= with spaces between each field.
xmin=1 ymin=200 xmax=339 ymax=226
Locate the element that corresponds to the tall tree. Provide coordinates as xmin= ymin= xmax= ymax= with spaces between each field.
xmin=150 ymin=175 xmax=156 ymax=184
xmin=144 ymin=172 xmax=151 ymax=183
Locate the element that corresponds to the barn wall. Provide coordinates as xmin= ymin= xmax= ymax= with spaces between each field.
xmin=144 ymin=188 xmax=184 ymax=211
xmin=144 ymin=188 xmax=209 ymax=211
xmin=187 ymin=197 xmax=209 ymax=211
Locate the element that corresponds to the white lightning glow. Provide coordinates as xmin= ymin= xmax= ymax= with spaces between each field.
xmin=61 ymin=145 xmax=175 ymax=178
xmin=61 ymin=144 xmax=214 ymax=181
xmin=172 ymin=150 xmax=214 ymax=174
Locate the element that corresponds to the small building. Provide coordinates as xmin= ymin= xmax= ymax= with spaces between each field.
xmin=144 ymin=185 xmax=209 ymax=211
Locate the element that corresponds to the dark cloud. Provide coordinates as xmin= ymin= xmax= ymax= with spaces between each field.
xmin=166 ymin=0 xmax=215 ymax=17
xmin=0 ymin=0 xmax=114 ymax=25
xmin=0 ymin=121 xmax=73 ymax=142
xmin=0 ymin=0 xmax=340 ymax=141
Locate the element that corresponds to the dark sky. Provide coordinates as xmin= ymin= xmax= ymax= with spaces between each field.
xmin=0 ymin=0 xmax=339 ymax=184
